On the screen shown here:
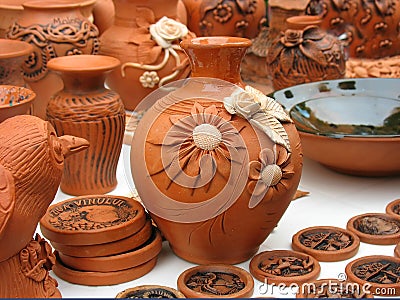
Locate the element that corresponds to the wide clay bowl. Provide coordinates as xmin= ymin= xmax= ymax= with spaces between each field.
xmin=271 ymin=78 xmax=400 ymax=176
xmin=0 ymin=85 xmax=35 ymax=122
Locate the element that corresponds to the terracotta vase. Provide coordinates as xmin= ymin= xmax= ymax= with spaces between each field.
xmin=182 ymin=0 xmax=266 ymax=38
xmin=0 ymin=0 xmax=23 ymax=38
xmin=99 ymin=0 xmax=194 ymax=112
xmin=0 ymin=39 xmax=33 ymax=87
xmin=130 ymin=36 xmax=303 ymax=264
xmin=6 ymin=0 xmax=100 ymax=120
xmin=266 ymin=15 xmax=346 ymax=90
xmin=0 ymin=114 xmax=88 ymax=297
xmin=305 ymin=0 xmax=400 ymax=59
xmin=46 ymin=54 xmax=125 ymax=196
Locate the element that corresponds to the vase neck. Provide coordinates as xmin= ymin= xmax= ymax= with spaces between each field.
xmin=60 ymin=73 xmax=106 ymax=93
xmin=181 ymin=37 xmax=251 ymax=88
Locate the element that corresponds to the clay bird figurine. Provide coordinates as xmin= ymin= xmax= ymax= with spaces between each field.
xmin=0 ymin=115 xmax=89 ymax=298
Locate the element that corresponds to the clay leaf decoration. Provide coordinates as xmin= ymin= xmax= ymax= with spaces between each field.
xmin=0 ymin=164 xmax=15 ymax=238
xmin=224 ymin=85 xmax=292 ymax=152
xmin=374 ymin=0 xmax=396 ymax=15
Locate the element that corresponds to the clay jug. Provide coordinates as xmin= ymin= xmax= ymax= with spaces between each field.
xmin=130 ymin=36 xmax=303 ymax=264
xmin=99 ymin=0 xmax=194 ymax=112
xmin=182 ymin=0 xmax=266 ymax=38
xmin=6 ymin=0 xmax=100 ymax=120
xmin=46 ymin=55 xmax=125 ymax=196
xmin=0 ymin=39 xmax=33 ymax=87
xmin=266 ymin=15 xmax=346 ymax=90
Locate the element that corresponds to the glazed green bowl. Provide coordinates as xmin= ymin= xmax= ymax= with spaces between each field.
xmin=271 ymin=78 xmax=400 ymax=176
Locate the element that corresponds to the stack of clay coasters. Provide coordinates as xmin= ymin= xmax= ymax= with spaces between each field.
xmin=40 ymin=195 xmax=162 ymax=286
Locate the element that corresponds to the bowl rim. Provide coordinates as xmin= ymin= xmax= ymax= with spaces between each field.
xmin=270 ymin=78 xmax=400 ymax=139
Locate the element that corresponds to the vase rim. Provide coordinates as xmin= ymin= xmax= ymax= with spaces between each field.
xmin=181 ymin=36 xmax=252 ymax=49
xmin=22 ymin=0 xmax=95 ymax=10
xmin=47 ymin=55 xmax=120 ymax=73
xmin=0 ymin=39 xmax=33 ymax=58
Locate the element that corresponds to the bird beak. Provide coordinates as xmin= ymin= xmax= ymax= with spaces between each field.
xmin=58 ymin=135 xmax=89 ymax=158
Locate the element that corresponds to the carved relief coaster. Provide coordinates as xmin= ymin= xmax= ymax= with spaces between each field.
xmin=57 ymin=228 xmax=162 ymax=272
xmin=40 ymin=195 xmax=146 ymax=245
xmin=385 ymin=199 xmax=400 ymax=219
xmin=53 ymin=253 xmax=158 ymax=286
xmin=346 ymin=213 xmax=400 ymax=245
xmin=291 ymin=226 xmax=360 ymax=262
xmin=50 ymin=217 xmax=153 ymax=258
xmin=395 ymin=243 xmax=400 ymax=258
xmin=177 ymin=264 xmax=254 ymax=298
xmin=345 ymin=255 xmax=400 ymax=296
xmin=296 ymin=278 xmax=374 ymax=298
xmin=116 ymin=285 xmax=186 ymax=298
xmin=249 ymin=250 xmax=320 ymax=286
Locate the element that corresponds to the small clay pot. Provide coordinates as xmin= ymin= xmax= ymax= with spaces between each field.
xmin=0 ymin=85 xmax=36 ymax=122
xmin=50 ymin=217 xmax=153 ymax=258
xmin=346 ymin=213 xmax=400 ymax=245
xmin=57 ymin=229 xmax=162 ymax=272
xmin=291 ymin=226 xmax=360 ymax=262
xmin=386 ymin=199 xmax=400 ymax=219
xmin=40 ymin=195 xmax=147 ymax=245
xmin=116 ymin=285 xmax=186 ymax=298
xmin=177 ymin=264 xmax=254 ymax=298
xmin=345 ymin=255 xmax=400 ymax=296
xmin=249 ymin=250 xmax=320 ymax=286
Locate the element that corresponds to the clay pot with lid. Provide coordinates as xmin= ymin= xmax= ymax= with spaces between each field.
xmin=266 ymin=15 xmax=346 ymax=90
xmin=130 ymin=36 xmax=303 ymax=264
xmin=6 ymin=0 xmax=100 ymax=119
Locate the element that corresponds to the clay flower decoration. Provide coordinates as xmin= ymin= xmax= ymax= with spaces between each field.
xmin=267 ymin=26 xmax=331 ymax=76
xmin=121 ymin=9 xmax=194 ymax=88
xmin=224 ymin=85 xmax=293 ymax=208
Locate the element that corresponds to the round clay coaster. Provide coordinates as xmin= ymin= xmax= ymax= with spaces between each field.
xmin=52 ymin=253 xmax=157 ymax=286
xmin=57 ymin=228 xmax=162 ymax=272
xmin=292 ymin=226 xmax=360 ymax=261
xmin=177 ymin=264 xmax=254 ymax=298
xmin=395 ymin=243 xmax=400 ymax=258
xmin=40 ymin=195 xmax=147 ymax=245
xmin=345 ymin=255 xmax=400 ymax=296
xmin=116 ymin=285 xmax=186 ymax=298
xmin=386 ymin=199 xmax=400 ymax=219
xmin=346 ymin=213 xmax=400 ymax=245
xmin=50 ymin=217 xmax=153 ymax=258
xmin=249 ymin=250 xmax=320 ymax=286
xmin=296 ymin=278 xmax=374 ymax=298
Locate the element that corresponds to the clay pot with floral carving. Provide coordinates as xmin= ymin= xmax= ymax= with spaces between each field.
xmin=46 ymin=55 xmax=125 ymax=196
xmin=6 ymin=0 xmax=100 ymax=119
xmin=130 ymin=36 xmax=303 ymax=264
xmin=181 ymin=0 xmax=266 ymax=38
xmin=266 ymin=15 xmax=346 ymax=90
xmin=99 ymin=0 xmax=194 ymax=112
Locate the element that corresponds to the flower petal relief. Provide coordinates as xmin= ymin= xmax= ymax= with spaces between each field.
xmin=224 ymin=85 xmax=294 ymax=208
xmin=121 ymin=15 xmax=193 ymax=88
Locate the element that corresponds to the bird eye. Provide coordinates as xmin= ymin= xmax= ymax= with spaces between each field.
xmin=50 ymin=134 xmax=64 ymax=164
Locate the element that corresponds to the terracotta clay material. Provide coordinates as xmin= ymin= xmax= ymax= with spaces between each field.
xmin=177 ymin=264 xmax=254 ymax=298
xmin=40 ymin=195 xmax=147 ymax=246
xmin=345 ymin=255 xmax=400 ymax=296
xmin=57 ymin=228 xmax=162 ymax=272
xmin=53 ymin=253 xmax=158 ymax=286
xmin=50 ymin=217 xmax=153 ymax=258
xmin=116 ymin=285 xmax=186 ymax=298
xmin=296 ymin=278 xmax=374 ymax=298
xmin=346 ymin=213 xmax=400 ymax=245
xmin=249 ymin=250 xmax=321 ymax=286
xmin=0 ymin=85 xmax=36 ymax=122
xmin=395 ymin=243 xmax=400 ymax=258
xmin=291 ymin=226 xmax=360 ymax=262
xmin=385 ymin=199 xmax=400 ymax=219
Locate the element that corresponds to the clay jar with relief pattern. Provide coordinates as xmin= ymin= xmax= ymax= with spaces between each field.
xmin=130 ymin=36 xmax=303 ymax=264
xmin=99 ymin=0 xmax=194 ymax=111
xmin=46 ymin=55 xmax=125 ymax=196
xmin=6 ymin=0 xmax=100 ymax=120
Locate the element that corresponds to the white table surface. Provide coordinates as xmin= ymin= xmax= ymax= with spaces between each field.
xmin=40 ymin=144 xmax=400 ymax=298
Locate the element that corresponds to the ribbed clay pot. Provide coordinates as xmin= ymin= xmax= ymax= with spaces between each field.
xmin=131 ymin=36 xmax=303 ymax=264
xmin=46 ymin=55 xmax=125 ymax=196
xmin=266 ymin=15 xmax=346 ymax=90
xmin=182 ymin=0 xmax=266 ymax=38
xmin=6 ymin=0 xmax=100 ymax=119
xmin=99 ymin=0 xmax=194 ymax=111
